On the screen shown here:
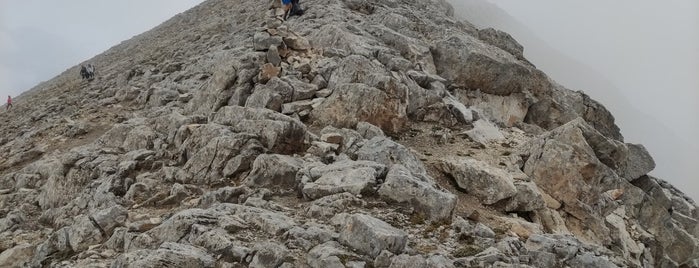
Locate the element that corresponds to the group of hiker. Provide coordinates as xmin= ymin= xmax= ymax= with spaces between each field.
xmin=80 ymin=64 xmax=96 ymax=80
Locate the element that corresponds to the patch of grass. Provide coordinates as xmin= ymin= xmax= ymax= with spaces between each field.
xmin=409 ymin=213 xmax=426 ymax=225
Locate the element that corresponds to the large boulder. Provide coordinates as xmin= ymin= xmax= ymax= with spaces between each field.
xmin=437 ymin=157 xmax=516 ymax=205
xmin=356 ymin=137 xmax=426 ymax=175
xmin=339 ymin=214 xmax=408 ymax=257
xmin=525 ymin=83 xmax=623 ymax=141
xmin=431 ymin=34 xmax=550 ymax=96
xmin=303 ymin=166 xmax=380 ymax=200
xmin=112 ymin=242 xmax=215 ymax=268
xmin=244 ymin=154 xmax=304 ymax=189
xmin=378 ymin=165 xmax=456 ymax=222
xmin=311 ymin=83 xmax=408 ymax=135
xmin=213 ymin=106 xmax=310 ymax=154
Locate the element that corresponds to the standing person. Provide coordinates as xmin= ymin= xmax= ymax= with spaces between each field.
xmin=6 ymin=95 xmax=12 ymax=111
xmin=281 ymin=0 xmax=293 ymax=20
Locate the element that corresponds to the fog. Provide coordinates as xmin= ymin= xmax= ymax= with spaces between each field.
xmin=0 ymin=0 xmax=205 ymax=97
xmin=449 ymin=0 xmax=699 ymax=200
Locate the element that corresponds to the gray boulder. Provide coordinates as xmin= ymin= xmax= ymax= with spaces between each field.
xmin=311 ymin=83 xmax=408 ymax=135
xmin=303 ymin=166 xmax=379 ymax=200
xmin=378 ymin=164 xmax=456 ymax=222
xmin=249 ymin=242 xmax=290 ymax=268
xmin=357 ymin=137 xmax=426 ymax=175
xmin=213 ymin=106 xmax=309 ymax=154
xmin=112 ymin=242 xmax=215 ymax=268
xmin=339 ymin=214 xmax=408 ymax=257
xmin=438 ymin=157 xmax=516 ymax=205
xmin=307 ymin=241 xmax=356 ymax=268
xmin=432 ymin=33 xmax=550 ymax=96
xmin=244 ymin=154 xmax=304 ymax=189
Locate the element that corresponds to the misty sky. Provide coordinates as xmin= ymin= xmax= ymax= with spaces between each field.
xmin=0 ymin=0 xmax=205 ymax=96
xmin=0 ymin=0 xmax=697 ymax=199
xmin=488 ymin=0 xmax=699 ymax=200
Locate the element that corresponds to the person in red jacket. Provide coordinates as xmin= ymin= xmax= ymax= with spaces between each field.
xmin=6 ymin=95 xmax=12 ymax=111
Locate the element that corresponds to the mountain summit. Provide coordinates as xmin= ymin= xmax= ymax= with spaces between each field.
xmin=0 ymin=0 xmax=697 ymax=267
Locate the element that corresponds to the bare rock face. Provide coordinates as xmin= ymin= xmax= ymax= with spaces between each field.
xmin=339 ymin=214 xmax=408 ymax=257
xmin=438 ymin=157 xmax=516 ymax=205
xmin=378 ymin=164 xmax=456 ymax=222
xmin=432 ymin=33 xmax=551 ymax=96
xmin=2 ymin=0 xmax=697 ymax=267
xmin=311 ymin=83 xmax=408 ymax=135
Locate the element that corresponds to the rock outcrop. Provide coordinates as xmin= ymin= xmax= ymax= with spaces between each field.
xmin=0 ymin=0 xmax=695 ymax=267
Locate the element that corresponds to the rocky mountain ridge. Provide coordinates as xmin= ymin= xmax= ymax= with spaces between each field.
xmin=0 ymin=0 xmax=697 ymax=267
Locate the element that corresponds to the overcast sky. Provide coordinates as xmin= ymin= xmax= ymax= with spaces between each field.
xmin=0 ymin=0 xmax=205 ymax=96
xmin=488 ymin=0 xmax=699 ymax=200
xmin=1 ymin=0 xmax=697 ymax=199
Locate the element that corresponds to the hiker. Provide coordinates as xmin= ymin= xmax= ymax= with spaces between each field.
xmin=282 ymin=0 xmax=303 ymax=20
xmin=86 ymin=64 xmax=95 ymax=79
xmin=6 ymin=95 xmax=12 ymax=111
xmin=290 ymin=0 xmax=304 ymax=16
xmin=80 ymin=65 xmax=89 ymax=80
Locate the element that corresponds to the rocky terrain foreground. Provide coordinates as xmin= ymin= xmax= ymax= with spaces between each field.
xmin=0 ymin=0 xmax=697 ymax=267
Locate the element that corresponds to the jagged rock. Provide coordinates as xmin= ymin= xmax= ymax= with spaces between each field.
xmin=305 ymin=192 xmax=365 ymax=219
xmin=477 ymin=28 xmax=525 ymax=61
xmin=254 ymin=32 xmax=283 ymax=51
xmin=378 ymin=164 xmax=456 ymax=222
xmin=389 ymin=254 xmax=428 ymax=268
xmin=186 ymin=62 xmax=238 ymax=116
xmin=502 ymin=181 xmax=546 ymax=212
xmin=0 ymin=243 xmax=33 ymax=267
xmin=356 ymin=121 xmax=385 ymax=139
xmin=318 ymin=126 xmax=366 ymax=157
xmin=357 ymin=137 xmax=426 ymax=175
xmin=312 ymin=83 xmax=408 ymax=135
xmin=525 ymin=83 xmax=623 ymax=141
xmin=465 ymin=119 xmax=505 ymax=144
xmin=213 ymin=106 xmax=309 ymax=154
xmin=112 ymin=242 xmax=215 ymax=268
xmin=617 ymin=143 xmax=655 ymax=181
xmin=244 ymin=154 xmax=303 ymax=189
xmin=432 ymin=33 xmax=550 ymax=96
xmin=258 ymin=63 xmax=281 ymax=83
xmin=455 ymin=90 xmax=531 ymax=127
xmin=90 ymin=205 xmax=128 ymax=236
xmin=438 ymin=157 xmax=516 ymax=205
xmin=284 ymin=224 xmax=338 ymax=251
xmin=307 ymin=241 xmax=356 ymax=268
xmin=281 ymin=98 xmax=324 ymax=115
xmin=302 ymin=165 xmax=379 ymax=200
xmin=250 ymin=242 xmax=290 ymax=268
xmin=267 ymin=45 xmax=282 ymax=66
xmin=283 ymin=35 xmax=311 ymax=50
xmin=339 ymin=214 xmax=408 ymax=257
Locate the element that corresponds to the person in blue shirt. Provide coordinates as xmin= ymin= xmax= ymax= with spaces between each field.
xmin=282 ymin=0 xmax=303 ymax=20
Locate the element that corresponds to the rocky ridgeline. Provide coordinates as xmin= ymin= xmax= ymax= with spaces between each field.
xmin=0 ymin=0 xmax=697 ymax=267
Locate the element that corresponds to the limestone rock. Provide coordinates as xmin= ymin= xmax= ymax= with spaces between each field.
xmin=302 ymin=166 xmax=379 ymax=200
xmin=378 ymin=164 xmax=456 ymax=222
xmin=112 ymin=242 xmax=215 ymax=268
xmin=254 ymin=32 xmax=283 ymax=51
xmin=311 ymin=83 xmax=408 ymax=135
xmin=244 ymin=154 xmax=303 ymax=189
xmin=432 ymin=33 xmax=550 ymax=96
xmin=357 ymin=137 xmax=426 ymax=175
xmin=465 ymin=119 xmax=505 ymax=144
xmin=249 ymin=242 xmax=290 ymax=268
xmin=438 ymin=157 xmax=516 ymax=205
xmin=339 ymin=214 xmax=408 ymax=257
